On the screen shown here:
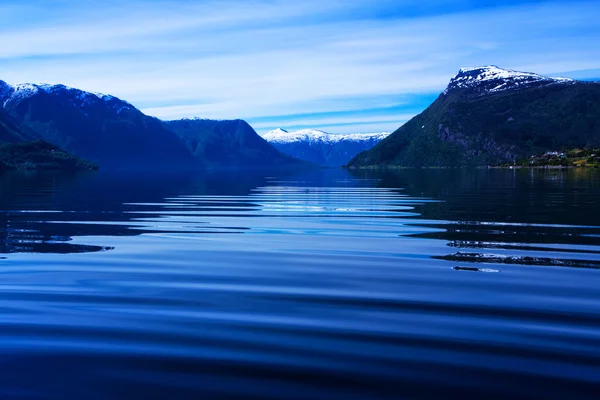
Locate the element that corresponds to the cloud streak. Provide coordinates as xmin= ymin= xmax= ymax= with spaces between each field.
xmin=0 ymin=0 xmax=598 ymax=133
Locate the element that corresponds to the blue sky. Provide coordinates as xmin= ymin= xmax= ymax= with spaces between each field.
xmin=0 ymin=0 xmax=599 ymax=134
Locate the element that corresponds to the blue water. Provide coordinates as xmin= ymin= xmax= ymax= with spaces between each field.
xmin=1 ymin=168 xmax=599 ymax=399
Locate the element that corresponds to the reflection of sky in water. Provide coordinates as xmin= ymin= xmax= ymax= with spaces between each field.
xmin=0 ymin=169 xmax=599 ymax=398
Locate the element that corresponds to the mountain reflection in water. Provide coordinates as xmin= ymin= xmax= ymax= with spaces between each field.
xmin=0 ymin=168 xmax=599 ymax=399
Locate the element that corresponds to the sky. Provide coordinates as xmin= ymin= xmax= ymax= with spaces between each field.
xmin=0 ymin=0 xmax=599 ymax=134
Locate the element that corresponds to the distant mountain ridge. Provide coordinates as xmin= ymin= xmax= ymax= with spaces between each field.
xmin=263 ymin=128 xmax=390 ymax=144
xmin=0 ymin=80 xmax=306 ymax=170
xmin=347 ymin=66 xmax=600 ymax=168
xmin=164 ymin=119 xmax=307 ymax=169
xmin=262 ymin=128 xmax=390 ymax=167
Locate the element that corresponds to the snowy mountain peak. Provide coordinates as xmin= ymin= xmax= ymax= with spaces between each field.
xmin=263 ymin=128 xmax=391 ymax=166
xmin=262 ymin=128 xmax=390 ymax=144
xmin=12 ymin=82 xmax=114 ymax=100
xmin=263 ymin=128 xmax=290 ymax=139
xmin=0 ymin=80 xmax=132 ymax=113
xmin=0 ymin=80 xmax=15 ymax=103
xmin=445 ymin=65 xmax=573 ymax=95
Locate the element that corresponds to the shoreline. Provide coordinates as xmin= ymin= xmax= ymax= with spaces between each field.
xmin=344 ymin=165 xmax=599 ymax=170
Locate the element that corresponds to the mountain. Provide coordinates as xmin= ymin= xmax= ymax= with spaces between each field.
xmin=347 ymin=66 xmax=600 ymax=168
xmin=0 ymin=93 xmax=94 ymax=171
xmin=164 ymin=119 xmax=309 ymax=169
xmin=0 ymin=81 xmax=195 ymax=169
xmin=0 ymin=80 xmax=312 ymax=170
xmin=0 ymin=100 xmax=35 ymax=143
xmin=442 ymin=65 xmax=574 ymax=96
xmin=0 ymin=110 xmax=33 ymax=144
xmin=262 ymin=128 xmax=390 ymax=167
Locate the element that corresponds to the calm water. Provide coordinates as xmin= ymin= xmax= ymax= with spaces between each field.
xmin=1 ymin=168 xmax=599 ymax=399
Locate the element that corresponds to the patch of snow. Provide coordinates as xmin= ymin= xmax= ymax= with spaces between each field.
xmin=444 ymin=65 xmax=574 ymax=95
xmin=0 ymin=81 xmax=133 ymax=112
xmin=0 ymin=80 xmax=16 ymax=106
xmin=262 ymin=128 xmax=391 ymax=144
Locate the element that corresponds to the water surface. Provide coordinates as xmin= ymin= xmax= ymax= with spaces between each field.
xmin=1 ymin=168 xmax=599 ymax=399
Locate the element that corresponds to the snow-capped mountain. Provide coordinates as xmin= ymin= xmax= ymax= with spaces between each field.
xmin=0 ymin=79 xmax=193 ymax=168
xmin=262 ymin=129 xmax=391 ymax=167
xmin=348 ymin=66 xmax=600 ymax=168
xmin=0 ymin=81 xmax=133 ymax=114
xmin=0 ymin=81 xmax=14 ymax=103
xmin=0 ymin=79 xmax=308 ymax=170
xmin=444 ymin=65 xmax=574 ymax=96
xmin=263 ymin=128 xmax=390 ymax=144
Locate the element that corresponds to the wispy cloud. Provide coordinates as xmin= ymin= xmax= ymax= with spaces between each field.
xmin=0 ymin=0 xmax=598 ymax=133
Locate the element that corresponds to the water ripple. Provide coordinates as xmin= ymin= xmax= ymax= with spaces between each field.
xmin=0 ymin=170 xmax=599 ymax=398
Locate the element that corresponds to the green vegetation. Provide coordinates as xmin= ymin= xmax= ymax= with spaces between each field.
xmin=348 ymin=80 xmax=600 ymax=168
xmin=569 ymin=148 xmax=600 ymax=167
xmin=503 ymin=148 xmax=600 ymax=167
xmin=0 ymin=140 xmax=98 ymax=171
xmin=1 ymin=107 xmax=98 ymax=172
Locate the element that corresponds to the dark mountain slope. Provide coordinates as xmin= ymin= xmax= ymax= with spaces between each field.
xmin=0 ymin=107 xmax=35 ymax=143
xmin=0 ymin=82 xmax=195 ymax=169
xmin=347 ymin=66 xmax=600 ymax=168
xmin=165 ymin=119 xmax=310 ymax=169
xmin=0 ymin=85 xmax=97 ymax=172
